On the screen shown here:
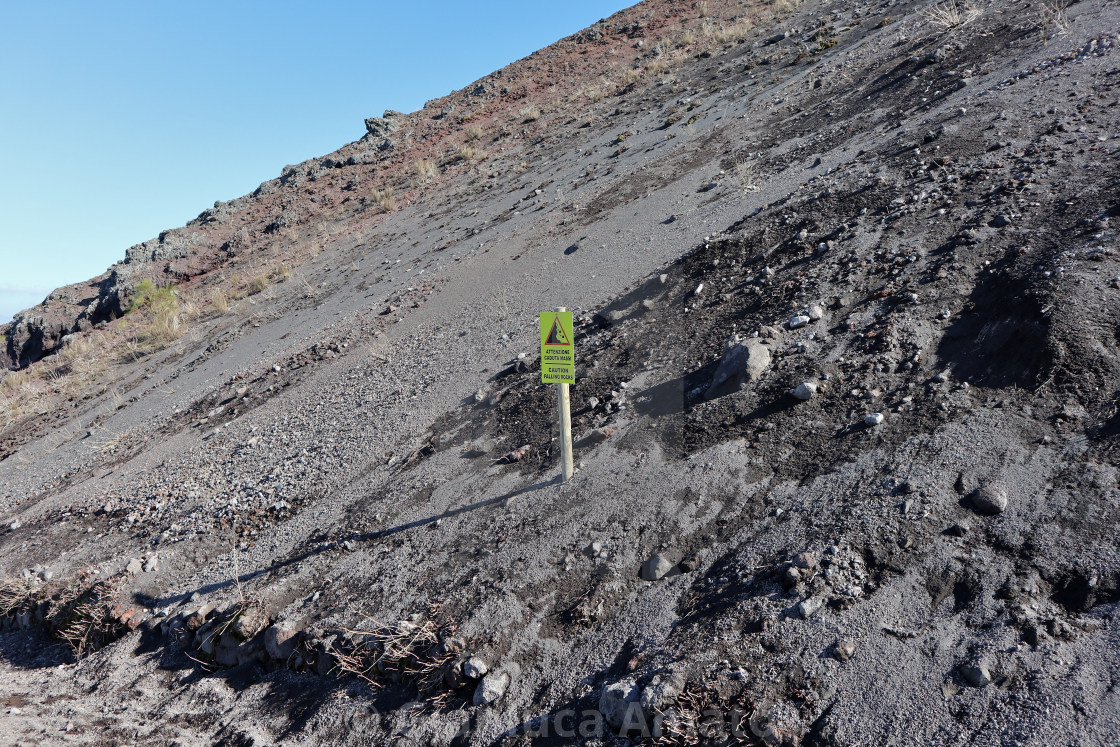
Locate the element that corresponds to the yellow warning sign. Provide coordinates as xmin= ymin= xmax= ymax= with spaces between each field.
xmin=540 ymin=311 xmax=575 ymax=384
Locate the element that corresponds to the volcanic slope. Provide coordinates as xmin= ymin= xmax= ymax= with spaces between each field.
xmin=2 ymin=0 xmax=1120 ymax=745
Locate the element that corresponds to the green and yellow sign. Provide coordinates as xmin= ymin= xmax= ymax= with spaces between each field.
xmin=540 ymin=311 xmax=575 ymax=384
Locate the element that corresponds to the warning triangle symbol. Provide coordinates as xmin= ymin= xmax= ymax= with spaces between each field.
xmin=545 ymin=317 xmax=571 ymax=346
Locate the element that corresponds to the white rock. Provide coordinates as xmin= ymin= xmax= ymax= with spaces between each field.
xmin=706 ymin=335 xmax=772 ymax=397
xmin=970 ymin=485 xmax=1008 ymax=515
xmin=865 ymin=413 xmax=885 ymax=426
xmin=126 ymin=558 xmax=143 ymax=574
xmin=640 ymin=555 xmax=673 ymax=581
xmin=694 ymin=283 xmax=704 ymax=296
xmin=790 ymin=382 xmax=817 ymax=401
xmin=598 ymin=678 xmax=641 ymax=730
xmin=640 ymin=672 xmax=686 ymax=715
xmin=473 ymin=671 xmax=510 ymax=706
xmin=960 ymin=662 xmax=991 ymax=687
xmin=463 ymin=657 xmax=489 ymax=679
xmin=788 ymin=315 xmax=811 ymax=329
xmin=143 ymin=556 xmax=159 ymax=573
xmin=264 ymin=625 xmax=299 ymax=660
xmin=798 ymin=596 xmax=825 ymax=618
xmin=808 ymin=305 xmax=825 ymax=321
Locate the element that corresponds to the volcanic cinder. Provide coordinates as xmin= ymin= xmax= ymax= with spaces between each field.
xmin=2 ymin=0 xmax=1120 ymax=745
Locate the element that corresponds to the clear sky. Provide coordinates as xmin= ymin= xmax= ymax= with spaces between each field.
xmin=0 ymin=0 xmax=633 ymax=323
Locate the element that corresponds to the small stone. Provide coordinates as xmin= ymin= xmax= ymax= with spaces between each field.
xmin=792 ymin=551 xmax=818 ymax=569
xmin=8 ymin=520 xmax=20 ymax=531
xmin=960 ymin=662 xmax=991 ymax=687
xmin=782 ymin=566 xmax=802 ymax=587
xmin=991 ymin=215 xmax=1012 ymax=228
xmin=641 ymin=299 xmax=655 ymax=311
xmin=834 ymin=639 xmax=857 ymax=661
xmin=473 ymin=671 xmax=510 ymax=706
xmin=640 ymin=555 xmax=673 ymax=581
xmin=790 ymin=382 xmax=817 ymax=400
xmin=126 ymin=558 xmax=143 ymax=575
xmin=694 ymin=283 xmax=705 ymax=296
xmin=271 ymin=364 xmax=281 ymax=372
xmin=677 ymin=554 xmax=699 ymax=573
xmin=865 ymin=412 xmax=885 ymax=426
xmin=640 ymin=672 xmax=686 ymax=715
xmin=463 ymin=657 xmax=489 ymax=679
xmin=970 ymin=484 xmax=1008 ymax=515
xmin=232 ymin=606 xmax=269 ymax=641
xmin=798 ymin=596 xmax=825 ymax=618
xmin=585 ymin=541 xmax=604 ymax=556
xmin=943 ymin=522 xmax=970 ymax=537
xmin=264 ymin=625 xmax=299 ymax=661
xmin=143 ymin=556 xmax=159 ymax=573
xmin=599 ymin=678 xmax=641 ymax=731
xmin=788 ymin=315 xmax=811 ymax=329
xmin=659 ymin=274 xmax=668 ymax=284
xmin=808 ymin=305 xmax=825 ymax=321
xmin=706 ymin=335 xmax=772 ymax=398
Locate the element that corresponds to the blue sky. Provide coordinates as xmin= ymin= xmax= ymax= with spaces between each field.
xmin=0 ymin=0 xmax=632 ymax=323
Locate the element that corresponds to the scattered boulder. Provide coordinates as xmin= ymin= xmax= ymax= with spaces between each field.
xmin=788 ymin=315 xmax=811 ymax=329
xmin=790 ymin=382 xmax=817 ymax=401
xmin=969 ymin=484 xmax=1008 ymax=515
xmin=640 ymin=555 xmax=673 ymax=581
xmin=833 ymin=639 xmax=857 ymax=661
xmin=960 ymin=661 xmax=991 ymax=687
xmin=798 ymin=596 xmax=825 ymax=619
xmin=706 ymin=335 xmax=772 ymax=398
xmin=264 ymin=625 xmax=299 ymax=661
xmin=184 ymin=604 xmax=215 ymax=632
xmin=792 ymin=551 xmax=817 ymax=570
xmin=125 ymin=558 xmax=143 ymax=575
xmin=599 ymin=678 xmax=642 ymax=731
xmin=231 ymin=606 xmax=269 ymax=641
xmin=865 ymin=412 xmax=885 ymax=426
xmin=473 ymin=671 xmax=510 ymax=706
xmin=640 ymin=672 xmax=686 ymax=716
xmin=463 ymin=657 xmax=489 ymax=679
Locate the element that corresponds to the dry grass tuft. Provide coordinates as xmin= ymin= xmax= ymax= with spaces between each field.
xmin=414 ymin=159 xmax=437 ymax=184
xmin=696 ymin=0 xmax=709 ymax=17
xmin=736 ymin=158 xmax=762 ymax=192
xmin=333 ymin=615 xmax=464 ymax=699
xmin=620 ymin=67 xmax=643 ymax=86
xmin=1035 ymin=0 xmax=1072 ymax=33
xmin=373 ymin=187 xmax=396 ymax=212
xmin=248 ymin=275 xmax=268 ymax=295
xmin=519 ymin=106 xmax=541 ymax=123
xmin=648 ymin=56 xmax=674 ymax=75
xmin=712 ymin=19 xmax=754 ymax=45
xmin=463 ymin=125 xmax=484 ymax=142
xmin=923 ymin=0 xmax=983 ymax=29
xmin=456 ymin=144 xmax=484 ymax=162
xmin=1 ymin=572 xmax=136 ymax=659
xmin=210 ymin=288 xmax=229 ymax=315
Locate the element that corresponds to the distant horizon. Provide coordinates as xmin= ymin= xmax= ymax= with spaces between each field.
xmin=0 ymin=0 xmax=633 ymax=324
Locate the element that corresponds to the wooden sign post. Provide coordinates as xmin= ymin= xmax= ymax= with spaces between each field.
xmin=540 ymin=308 xmax=575 ymax=482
